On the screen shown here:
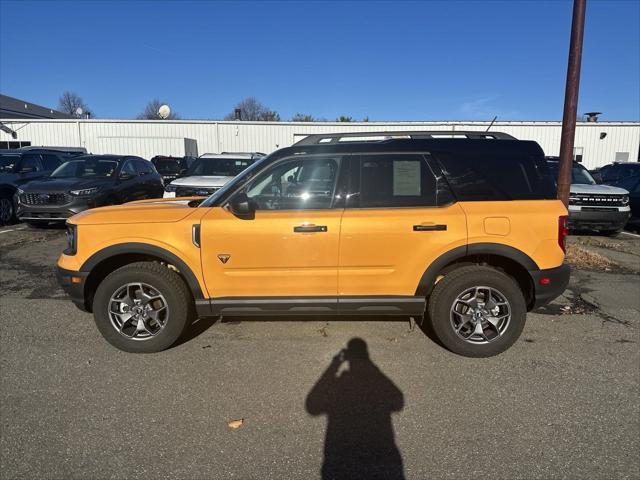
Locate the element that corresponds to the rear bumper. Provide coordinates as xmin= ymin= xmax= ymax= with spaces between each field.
xmin=56 ymin=266 xmax=89 ymax=312
xmin=530 ymin=264 xmax=571 ymax=309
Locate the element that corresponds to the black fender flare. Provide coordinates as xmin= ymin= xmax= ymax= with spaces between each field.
xmin=80 ymin=242 xmax=205 ymax=299
xmin=415 ymin=243 xmax=539 ymax=296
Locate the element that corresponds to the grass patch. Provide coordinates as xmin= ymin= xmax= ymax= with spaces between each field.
xmin=566 ymin=244 xmax=618 ymax=271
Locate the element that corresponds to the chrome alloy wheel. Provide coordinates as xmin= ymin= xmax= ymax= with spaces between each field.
xmin=108 ymin=283 xmax=169 ymax=341
xmin=450 ymin=286 xmax=511 ymax=344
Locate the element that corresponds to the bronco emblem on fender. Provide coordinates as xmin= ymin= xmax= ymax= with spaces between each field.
xmin=217 ymin=254 xmax=231 ymax=264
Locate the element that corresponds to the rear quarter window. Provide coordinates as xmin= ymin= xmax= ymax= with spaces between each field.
xmin=434 ymin=151 xmax=556 ymax=201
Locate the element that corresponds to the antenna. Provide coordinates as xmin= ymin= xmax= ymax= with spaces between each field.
xmin=486 ymin=115 xmax=498 ymax=132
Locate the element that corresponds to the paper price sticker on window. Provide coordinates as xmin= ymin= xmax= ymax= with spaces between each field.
xmin=393 ymin=160 xmax=421 ymax=196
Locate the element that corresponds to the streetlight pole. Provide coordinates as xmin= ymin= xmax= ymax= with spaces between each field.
xmin=557 ymin=0 xmax=587 ymax=207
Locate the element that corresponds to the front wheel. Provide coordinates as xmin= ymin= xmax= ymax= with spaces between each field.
xmin=92 ymin=262 xmax=195 ymax=353
xmin=427 ymin=265 xmax=527 ymax=357
xmin=0 ymin=195 xmax=16 ymax=225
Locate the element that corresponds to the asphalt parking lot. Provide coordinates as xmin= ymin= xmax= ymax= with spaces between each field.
xmin=1 ymin=226 xmax=639 ymax=479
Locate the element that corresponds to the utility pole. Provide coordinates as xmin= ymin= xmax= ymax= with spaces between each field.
xmin=557 ymin=0 xmax=587 ymax=207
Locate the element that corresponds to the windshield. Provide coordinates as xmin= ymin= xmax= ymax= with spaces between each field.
xmin=548 ymin=162 xmax=596 ymax=185
xmin=188 ymin=157 xmax=254 ymax=177
xmin=153 ymin=158 xmax=183 ymax=174
xmin=0 ymin=154 xmax=20 ymax=173
xmin=52 ymin=159 xmax=118 ymax=178
xmin=199 ymin=157 xmax=268 ymax=207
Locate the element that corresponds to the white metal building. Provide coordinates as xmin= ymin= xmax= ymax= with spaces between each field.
xmin=0 ymin=119 xmax=638 ymax=169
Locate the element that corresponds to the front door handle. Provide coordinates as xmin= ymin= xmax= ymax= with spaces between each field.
xmin=294 ymin=225 xmax=328 ymax=233
xmin=413 ymin=224 xmax=447 ymax=231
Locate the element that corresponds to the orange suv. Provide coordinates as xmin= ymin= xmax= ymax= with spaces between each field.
xmin=56 ymin=131 xmax=570 ymax=357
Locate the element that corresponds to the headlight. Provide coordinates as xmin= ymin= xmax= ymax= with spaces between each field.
xmin=16 ymin=188 xmax=24 ymax=195
xmin=64 ymin=223 xmax=77 ymax=255
xmin=165 ymin=184 xmax=177 ymax=192
xmin=569 ymin=196 xmax=579 ymax=204
xmin=70 ymin=187 xmax=99 ymax=196
xmin=622 ymin=195 xmax=629 ymax=205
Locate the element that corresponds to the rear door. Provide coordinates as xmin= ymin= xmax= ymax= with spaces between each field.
xmin=338 ymin=153 xmax=467 ymax=301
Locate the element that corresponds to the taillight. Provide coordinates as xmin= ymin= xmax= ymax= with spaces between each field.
xmin=558 ymin=215 xmax=569 ymax=253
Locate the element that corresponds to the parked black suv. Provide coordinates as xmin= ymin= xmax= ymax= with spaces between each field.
xmin=0 ymin=149 xmax=70 ymax=224
xmin=600 ymin=162 xmax=640 ymax=184
xmin=16 ymin=154 xmax=164 ymax=226
xmin=150 ymin=155 xmax=195 ymax=184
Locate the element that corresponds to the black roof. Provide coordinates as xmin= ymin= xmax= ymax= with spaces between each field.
xmin=0 ymin=94 xmax=74 ymax=119
xmin=268 ymin=138 xmax=545 ymax=162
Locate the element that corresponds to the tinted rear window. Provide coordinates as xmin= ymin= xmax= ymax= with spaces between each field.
xmin=434 ymin=151 xmax=556 ymax=201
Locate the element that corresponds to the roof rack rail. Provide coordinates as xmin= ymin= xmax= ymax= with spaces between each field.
xmin=293 ymin=130 xmax=516 ymax=145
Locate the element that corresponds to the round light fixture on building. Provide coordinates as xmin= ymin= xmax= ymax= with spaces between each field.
xmin=158 ymin=104 xmax=171 ymax=119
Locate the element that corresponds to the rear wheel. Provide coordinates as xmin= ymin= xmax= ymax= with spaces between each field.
xmin=427 ymin=265 xmax=527 ymax=357
xmin=92 ymin=262 xmax=195 ymax=353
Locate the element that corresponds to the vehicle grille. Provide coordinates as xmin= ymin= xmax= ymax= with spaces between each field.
xmin=175 ymin=186 xmax=220 ymax=197
xmin=21 ymin=192 xmax=72 ymax=206
xmin=571 ymin=194 xmax=626 ymax=207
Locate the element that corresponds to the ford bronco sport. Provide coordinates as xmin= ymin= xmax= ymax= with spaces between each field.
xmin=56 ymin=131 xmax=570 ymax=357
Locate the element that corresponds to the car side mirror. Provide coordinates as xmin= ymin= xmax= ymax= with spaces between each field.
xmin=228 ymin=192 xmax=255 ymax=220
xmin=119 ymin=172 xmax=133 ymax=181
xmin=20 ymin=166 xmax=35 ymax=174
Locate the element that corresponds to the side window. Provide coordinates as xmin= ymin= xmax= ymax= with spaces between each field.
xmin=120 ymin=160 xmax=137 ymax=178
xmin=19 ymin=154 xmax=42 ymax=173
xmin=246 ymin=156 xmax=342 ymax=210
xmin=358 ymin=154 xmax=438 ymax=208
xmin=41 ymin=154 xmax=63 ymax=171
xmin=135 ymin=159 xmax=154 ymax=174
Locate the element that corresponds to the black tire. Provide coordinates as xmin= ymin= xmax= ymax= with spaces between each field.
xmin=92 ymin=261 xmax=195 ymax=353
xmin=0 ymin=194 xmax=16 ymax=225
xmin=427 ymin=265 xmax=527 ymax=358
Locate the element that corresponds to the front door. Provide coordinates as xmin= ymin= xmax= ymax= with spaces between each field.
xmin=200 ymin=154 xmax=348 ymax=299
xmin=338 ymin=153 xmax=467 ymax=297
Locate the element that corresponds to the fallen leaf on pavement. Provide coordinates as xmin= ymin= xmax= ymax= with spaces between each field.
xmin=228 ymin=419 xmax=243 ymax=429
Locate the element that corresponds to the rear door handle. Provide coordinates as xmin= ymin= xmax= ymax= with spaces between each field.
xmin=294 ymin=225 xmax=328 ymax=233
xmin=413 ymin=224 xmax=447 ymax=231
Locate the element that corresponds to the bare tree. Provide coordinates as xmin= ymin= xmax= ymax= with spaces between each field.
xmin=58 ymin=91 xmax=93 ymax=118
xmin=224 ymin=97 xmax=280 ymax=121
xmin=136 ymin=99 xmax=180 ymax=120
xmin=291 ymin=113 xmax=316 ymax=122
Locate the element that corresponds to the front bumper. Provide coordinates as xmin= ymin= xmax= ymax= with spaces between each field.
xmin=567 ymin=206 xmax=630 ymax=231
xmin=530 ymin=263 xmax=571 ymax=309
xmin=17 ymin=198 xmax=96 ymax=222
xmin=56 ymin=266 xmax=89 ymax=312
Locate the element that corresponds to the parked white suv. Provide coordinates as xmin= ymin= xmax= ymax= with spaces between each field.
xmin=546 ymin=158 xmax=631 ymax=235
xmin=163 ymin=152 xmax=264 ymax=198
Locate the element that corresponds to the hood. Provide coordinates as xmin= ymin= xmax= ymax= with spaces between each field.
xmin=169 ymin=175 xmax=233 ymax=188
xmin=571 ymin=183 xmax=629 ymax=195
xmin=20 ymin=177 xmax=113 ymax=193
xmin=70 ymin=197 xmax=199 ymax=225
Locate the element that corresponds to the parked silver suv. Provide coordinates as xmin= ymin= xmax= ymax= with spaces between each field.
xmin=163 ymin=152 xmax=263 ymax=198
xmin=546 ymin=158 xmax=630 ymax=235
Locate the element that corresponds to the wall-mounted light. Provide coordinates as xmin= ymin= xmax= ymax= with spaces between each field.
xmin=600 ymin=132 xmax=607 ymax=140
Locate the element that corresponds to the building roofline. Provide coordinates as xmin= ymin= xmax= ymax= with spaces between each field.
xmin=0 ymin=118 xmax=638 ymax=126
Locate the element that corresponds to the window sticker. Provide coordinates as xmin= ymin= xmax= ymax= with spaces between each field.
xmin=393 ymin=160 xmax=421 ymax=196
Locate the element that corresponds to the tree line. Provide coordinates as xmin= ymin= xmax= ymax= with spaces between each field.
xmin=57 ymin=91 xmax=368 ymax=122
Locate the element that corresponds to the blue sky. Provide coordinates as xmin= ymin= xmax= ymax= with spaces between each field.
xmin=1 ymin=0 xmax=638 ymax=121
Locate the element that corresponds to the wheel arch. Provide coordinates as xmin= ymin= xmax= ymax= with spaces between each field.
xmin=80 ymin=243 xmax=204 ymax=312
xmin=416 ymin=243 xmax=539 ymax=309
